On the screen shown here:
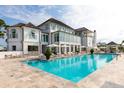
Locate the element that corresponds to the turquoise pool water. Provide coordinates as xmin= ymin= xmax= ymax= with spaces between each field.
xmin=25 ymin=54 xmax=116 ymax=83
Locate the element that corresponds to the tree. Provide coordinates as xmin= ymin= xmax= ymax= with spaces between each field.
xmin=44 ymin=48 xmax=52 ymax=60
xmin=0 ymin=19 xmax=6 ymax=27
xmin=0 ymin=31 xmax=4 ymax=38
xmin=0 ymin=19 xmax=8 ymax=38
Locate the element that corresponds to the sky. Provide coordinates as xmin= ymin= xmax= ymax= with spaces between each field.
xmin=0 ymin=5 xmax=124 ymax=44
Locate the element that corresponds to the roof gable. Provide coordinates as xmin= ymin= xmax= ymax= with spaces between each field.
xmin=9 ymin=22 xmax=40 ymax=30
xmin=107 ymin=41 xmax=118 ymax=45
xmin=75 ymin=27 xmax=93 ymax=33
xmin=37 ymin=18 xmax=74 ymax=30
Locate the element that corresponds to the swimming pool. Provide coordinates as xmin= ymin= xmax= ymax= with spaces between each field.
xmin=25 ymin=54 xmax=116 ymax=83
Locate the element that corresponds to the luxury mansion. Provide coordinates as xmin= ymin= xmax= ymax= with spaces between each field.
xmin=7 ymin=18 xmax=96 ymax=54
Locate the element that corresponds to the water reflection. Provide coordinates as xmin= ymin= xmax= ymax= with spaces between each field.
xmin=26 ymin=54 xmax=116 ymax=82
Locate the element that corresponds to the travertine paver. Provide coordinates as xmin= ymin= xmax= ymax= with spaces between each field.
xmin=0 ymin=56 xmax=77 ymax=88
xmin=77 ymin=54 xmax=124 ymax=88
xmin=0 ymin=55 xmax=124 ymax=88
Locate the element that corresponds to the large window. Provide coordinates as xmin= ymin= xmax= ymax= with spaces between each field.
xmin=45 ymin=24 xmax=49 ymax=30
xmin=28 ymin=46 xmax=38 ymax=51
xmin=54 ymin=32 xmax=59 ymax=42
xmin=57 ymin=25 xmax=61 ymax=31
xmin=11 ymin=29 xmax=17 ymax=38
xmin=42 ymin=34 xmax=48 ymax=42
xmin=29 ymin=31 xmax=36 ymax=39
xmin=59 ymin=31 xmax=81 ymax=43
xmin=51 ymin=24 xmax=56 ymax=30
xmin=31 ymin=32 xmax=35 ymax=39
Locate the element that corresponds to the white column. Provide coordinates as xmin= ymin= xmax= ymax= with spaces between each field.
xmin=69 ymin=45 xmax=71 ymax=53
xmin=116 ymin=45 xmax=118 ymax=53
xmin=58 ymin=44 xmax=61 ymax=54
xmin=73 ymin=45 xmax=75 ymax=53
xmin=38 ymin=31 xmax=41 ymax=55
xmin=49 ymin=32 xmax=51 ymax=44
xmin=23 ymin=43 xmax=28 ymax=54
xmin=38 ymin=44 xmax=41 ymax=55
xmin=79 ymin=45 xmax=81 ymax=53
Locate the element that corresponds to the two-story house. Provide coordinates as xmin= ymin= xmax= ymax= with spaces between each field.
xmin=7 ymin=18 xmax=96 ymax=55
xmin=38 ymin=18 xmax=81 ymax=54
xmin=7 ymin=23 xmax=41 ymax=54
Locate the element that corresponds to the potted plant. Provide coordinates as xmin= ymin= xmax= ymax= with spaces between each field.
xmin=44 ymin=48 xmax=52 ymax=60
xmin=90 ymin=48 xmax=94 ymax=54
xmin=75 ymin=48 xmax=80 ymax=54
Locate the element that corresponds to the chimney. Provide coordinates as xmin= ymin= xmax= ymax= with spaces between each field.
xmin=93 ymin=30 xmax=96 ymax=47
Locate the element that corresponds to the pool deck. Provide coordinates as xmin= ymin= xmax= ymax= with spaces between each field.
xmin=0 ymin=54 xmax=124 ymax=88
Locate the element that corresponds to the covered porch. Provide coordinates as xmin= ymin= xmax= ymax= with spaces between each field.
xmin=47 ymin=44 xmax=81 ymax=55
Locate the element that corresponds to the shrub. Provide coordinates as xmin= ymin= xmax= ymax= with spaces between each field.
xmin=75 ymin=48 xmax=80 ymax=53
xmin=44 ymin=48 xmax=52 ymax=60
xmin=90 ymin=48 xmax=94 ymax=54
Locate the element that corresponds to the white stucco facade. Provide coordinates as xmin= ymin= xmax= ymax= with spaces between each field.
xmin=38 ymin=20 xmax=81 ymax=54
xmin=7 ymin=26 xmax=41 ymax=54
xmin=7 ymin=27 xmax=23 ymax=51
xmin=7 ymin=18 xmax=96 ymax=55
xmin=76 ymin=29 xmax=96 ymax=50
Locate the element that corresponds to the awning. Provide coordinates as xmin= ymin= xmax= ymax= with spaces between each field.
xmin=81 ymin=46 xmax=86 ymax=48
xmin=47 ymin=44 xmax=59 ymax=47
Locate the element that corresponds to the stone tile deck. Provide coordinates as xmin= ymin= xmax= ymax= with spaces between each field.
xmin=0 ymin=55 xmax=124 ymax=88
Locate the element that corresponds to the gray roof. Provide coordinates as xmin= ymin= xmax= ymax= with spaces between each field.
xmin=9 ymin=22 xmax=40 ymax=30
xmin=75 ymin=27 xmax=93 ymax=33
xmin=37 ymin=18 xmax=74 ymax=30
xmin=107 ymin=41 xmax=118 ymax=45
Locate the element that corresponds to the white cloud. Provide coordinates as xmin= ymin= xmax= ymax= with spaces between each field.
xmin=0 ymin=6 xmax=52 ymax=25
xmin=61 ymin=5 xmax=124 ymax=43
xmin=1 ymin=5 xmax=124 ymax=43
xmin=61 ymin=6 xmax=96 ymax=28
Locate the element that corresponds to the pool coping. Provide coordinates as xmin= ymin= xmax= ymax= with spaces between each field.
xmin=1 ymin=54 xmax=123 ymax=88
xmin=23 ymin=53 xmax=118 ymax=85
xmin=22 ymin=62 xmax=78 ymax=87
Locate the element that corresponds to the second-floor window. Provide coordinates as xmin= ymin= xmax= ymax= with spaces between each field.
xmin=51 ymin=24 xmax=56 ymax=30
xmin=11 ymin=29 xmax=17 ymax=38
xmin=45 ymin=24 xmax=49 ymax=30
xmin=29 ymin=31 xmax=36 ymax=39
xmin=54 ymin=32 xmax=59 ymax=42
xmin=42 ymin=34 xmax=48 ymax=42
xmin=31 ymin=32 xmax=35 ymax=39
